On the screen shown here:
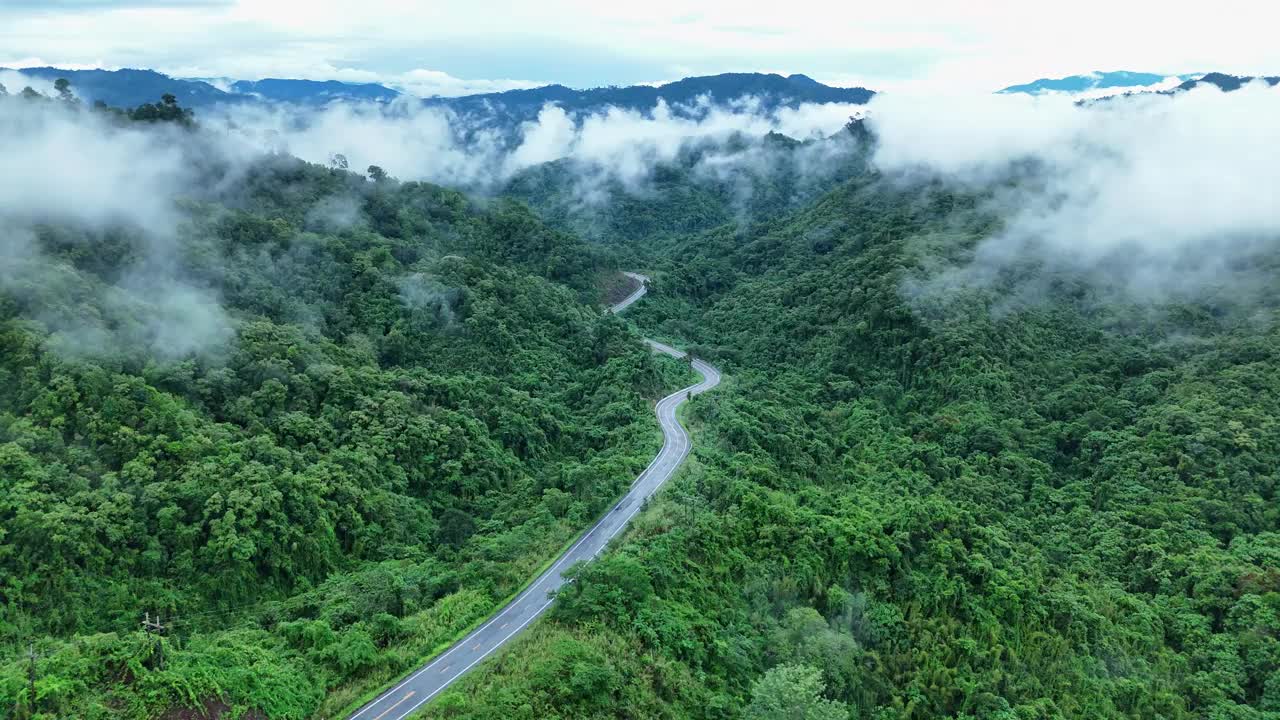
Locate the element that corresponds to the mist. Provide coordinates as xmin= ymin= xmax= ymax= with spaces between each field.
xmin=208 ymin=95 xmax=865 ymax=192
xmin=0 ymin=98 xmax=232 ymax=360
xmin=0 ymin=70 xmax=60 ymax=98
xmin=866 ymin=81 xmax=1280 ymax=305
xmin=0 ymin=88 xmax=864 ymax=361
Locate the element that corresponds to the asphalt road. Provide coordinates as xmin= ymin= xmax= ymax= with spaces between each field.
xmin=347 ymin=273 xmax=721 ymax=720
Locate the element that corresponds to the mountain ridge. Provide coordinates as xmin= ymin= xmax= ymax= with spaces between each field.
xmin=999 ymin=70 xmax=1201 ymax=95
xmin=0 ymin=66 xmax=873 ymax=115
xmin=1174 ymin=71 xmax=1280 ymax=92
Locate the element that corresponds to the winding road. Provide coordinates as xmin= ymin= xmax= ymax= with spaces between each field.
xmin=347 ymin=272 xmax=721 ymax=720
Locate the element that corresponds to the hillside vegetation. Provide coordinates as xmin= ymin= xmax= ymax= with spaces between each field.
xmin=422 ymin=170 xmax=1280 ymax=719
xmin=0 ymin=94 xmax=692 ymax=719
xmin=4 ymin=84 xmax=1278 ymax=720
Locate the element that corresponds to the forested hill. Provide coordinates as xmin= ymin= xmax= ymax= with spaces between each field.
xmin=505 ymin=122 xmax=872 ymax=247
xmin=434 ymin=159 xmax=1280 ymax=714
xmin=5 ymin=67 xmax=240 ymax=109
xmin=0 ymin=93 xmax=693 ymax=718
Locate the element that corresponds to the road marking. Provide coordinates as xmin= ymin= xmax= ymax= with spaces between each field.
xmin=393 ymin=597 xmax=558 ymax=720
xmin=371 ymin=692 xmax=415 ymax=720
xmin=348 ymin=276 xmax=722 ymax=720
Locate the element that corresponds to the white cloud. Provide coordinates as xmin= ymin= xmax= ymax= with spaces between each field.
xmin=209 ymin=94 xmax=862 ymax=190
xmin=0 ymin=69 xmax=59 ymax=96
xmin=208 ymin=98 xmax=506 ymax=186
xmin=3 ymin=0 xmax=1278 ymax=94
xmin=505 ymin=104 xmax=578 ymax=171
xmin=871 ymin=81 xmax=1280 ymax=300
xmin=0 ymin=98 xmax=233 ymax=358
xmin=392 ymin=69 xmax=544 ymax=98
xmin=0 ymin=97 xmax=189 ymax=227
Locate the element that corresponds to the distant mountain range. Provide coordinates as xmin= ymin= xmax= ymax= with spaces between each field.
xmin=1173 ymin=72 xmax=1280 ymax=92
xmin=999 ymin=71 xmax=1202 ymax=96
xmin=425 ymin=73 xmax=873 ymax=120
xmin=228 ymin=78 xmax=402 ymax=104
xmin=8 ymin=67 xmax=237 ymax=107
xmin=0 ymin=67 xmax=873 ymax=119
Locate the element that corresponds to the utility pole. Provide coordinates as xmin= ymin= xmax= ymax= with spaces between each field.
xmin=141 ymin=612 xmax=167 ymax=669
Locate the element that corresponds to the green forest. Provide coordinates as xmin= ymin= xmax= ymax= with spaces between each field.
xmin=0 ymin=90 xmax=691 ymax=718
xmin=421 ymin=152 xmax=1280 ymax=717
xmin=2 ymin=85 xmax=1278 ymax=720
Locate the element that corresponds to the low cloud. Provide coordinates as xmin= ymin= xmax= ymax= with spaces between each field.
xmin=868 ymin=81 xmax=1280 ymax=304
xmin=210 ymin=98 xmax=507 ymax=186
xmin=209 ymin=94 xmax=863 ymax=194
xmin=0 ymin=97 xmax=232 ymax=360
xmin=394 ymin=69 xmax=545 ymax=98
xmin=0 ymin=87 xmax=864 ymax=361
xmin=0 ymin=70 xmax=61 ymax=98
xmin=0 ymin=98 xmax=189 ymax=228
xmin=506 ymin=97 xmax=860 ymax=188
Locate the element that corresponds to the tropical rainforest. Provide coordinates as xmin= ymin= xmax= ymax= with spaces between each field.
xmin=2 ymin=79 xmax=1279 ymax=720
xmin=0 ymin=87 xmax=689 ymax=719
xmin=434 ymin=139 xmax=1280 ymax=718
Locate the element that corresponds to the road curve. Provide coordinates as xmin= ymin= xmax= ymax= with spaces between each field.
xmin=347 ymin=272 xmax=721 ymax=720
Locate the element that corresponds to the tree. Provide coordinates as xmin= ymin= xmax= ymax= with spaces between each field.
xmin=54 ymin=78 xmax=73 ymax=101
xmin=127 ymin=94 xmax=194 ymax=127
xmin=367 ymin=165 xmax=389 ymax=183
xmin=743 ymin=664 xmax=849 ymax=720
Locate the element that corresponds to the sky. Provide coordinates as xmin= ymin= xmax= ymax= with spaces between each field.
xmin=0 ymin=0 xmax=1278 ymax=95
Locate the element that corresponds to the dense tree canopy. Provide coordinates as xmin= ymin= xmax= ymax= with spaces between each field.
xmin=4 ymin=90 xmax=1278 ymax=720
xmin=423 ymin=160 xmax=1280 ymax=719
xmin=0 ymin=99 xmax=691 ymax=718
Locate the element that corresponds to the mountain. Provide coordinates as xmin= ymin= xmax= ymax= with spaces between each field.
xmin=456 ymin=140 xmax=1280 ymax=720
xmin=229 ymin=78 xmax=401 ymax=104
xmin=0 ymin=104 xmax=683 ymax=717
xmin=1174 ymin=71 xmax=1280 ymax=92
xmin=999 ymin=70 xmax=1199 ymax=95
xmin=3 ymin=67 xmax=237 ymax=107
xmin=2 ymin=67 xmax=403 ymax=108
xmin=1 ymin=67 xmax=871 ymax=118
xmin=428 ymin=72 xmax=873 ymax=123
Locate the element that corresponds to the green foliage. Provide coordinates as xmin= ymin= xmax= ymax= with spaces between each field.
xmin=427 ymin=169 xmax=1280 ymax=719
xmin=744 ymin=664 xmax=849 ymax=720
xmin=7 ymin=97 xmax=1279 ymax=720
xmin=124 ymin=93 xmax=194 ymax=126
xmin=0 ymin=147 xmax=688 ymax=717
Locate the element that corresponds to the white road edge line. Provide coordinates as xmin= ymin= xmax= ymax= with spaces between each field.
xmin=349 ymin=272 xmax=720 ymax=720
xmin=390 ymin=597 xmax=557 ymax=720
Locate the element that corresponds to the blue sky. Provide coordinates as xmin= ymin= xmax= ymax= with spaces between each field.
xmin=1 ymin=0 xmax=1276 ymax=95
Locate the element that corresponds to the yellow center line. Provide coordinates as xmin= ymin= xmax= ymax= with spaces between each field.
xmin=372 ymin=691 xmax=415 ymax=720
xmin=440 ymin=665 xmax=451 ymax=674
